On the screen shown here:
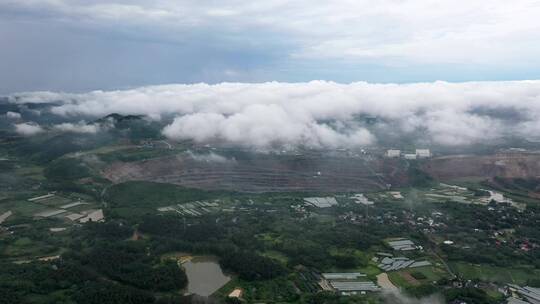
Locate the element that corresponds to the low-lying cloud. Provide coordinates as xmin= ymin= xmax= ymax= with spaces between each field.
xmin=185 ymin=151 xmax=235 ymax=164
xmin=53 ymin=121 xmax=101 ymax=134
xmin=381 ymin=290 xmax=444 ymax=304
xmin=6 ymin=111 xmax=21 ymax=119
xmin=8 ymin=80 xmax=540 ymax=148
xmin=14 ymin=122 xmax=44 ymax=136
xmin=11 ymin=121 xmax=104 ymax=136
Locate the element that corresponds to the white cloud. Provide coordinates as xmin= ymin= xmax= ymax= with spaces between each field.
xmin=8 ymin=91 xmax=68 ymax=104
xmin=6 ymin=111 xmax=21 ymax=119
xmin=53 ymin=121 xmax=101 ymax=134
xmin=186 ymin=151 xmax=235 ymax=164
xmin=162 ymin=104 xmax=374 ymax=149
xmin=417 ymin=109 xmax=502 ymax=146
xmin=10 ymin=80 xmax=540 ymax=147
xmin=381 ymin=290 xmax=444 ymax=304
xmin=13 ymin=122 xmax=44 ymax=136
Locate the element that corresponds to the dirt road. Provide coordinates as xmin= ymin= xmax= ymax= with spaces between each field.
xmin=376 ymin=273 xmax=398 ymax=291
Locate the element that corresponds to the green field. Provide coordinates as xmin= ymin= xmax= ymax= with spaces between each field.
xmin=388 ymin=265 xmax=451 ymax=288
xmin=388 ymin=271 xmax=412 ymax=288
xmin=14 ymin=165 xmax=45 ymax=181
xmin=451 ymin=262 xmax=540 ymax=285
xmin=2 ymin=201 xmax=50 ymax=217
xmin=34 ymin=196 xmax=72 ymax=207
xmin=96 ymin=147 xmax=179 ymax=163
xmin=215 ymin=277 xmax=300 ymax=303
xmin=105 ymin=181 xmax=233 ymax=218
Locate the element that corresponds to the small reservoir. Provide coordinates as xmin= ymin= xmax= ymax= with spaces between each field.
xmin=183 ymin=256 xmax=231 ymax=296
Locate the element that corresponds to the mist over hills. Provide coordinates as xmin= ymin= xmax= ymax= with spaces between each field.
xmin=3 ymin=80 xmax=540 ymax=153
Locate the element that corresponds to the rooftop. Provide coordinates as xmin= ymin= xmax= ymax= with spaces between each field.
xmin=387 ymin=239 xmax=417 ymax=251
xmin=304 ymin=197 xmax=338 ymax=208
xmin=322 ymin=273 xmax=366 ymax=280
xmin=330 ymin=281 xmax=380 ymax=292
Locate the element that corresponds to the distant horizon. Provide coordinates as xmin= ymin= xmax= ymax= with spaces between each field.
xmin=4 ymin=78 xmax=540 ymax=96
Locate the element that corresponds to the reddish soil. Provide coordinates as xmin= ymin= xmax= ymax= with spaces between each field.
xmin=102 ymin=154 xmax=409 ymax=192
xmin=400 ymin=272 xmax=420 ymax=286
xmin=101 ymin=151 xmax=540 ymax=193
xmin=422 ymin=153 xmax=540 ymax=181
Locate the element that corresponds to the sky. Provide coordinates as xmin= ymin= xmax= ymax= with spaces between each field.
xmin=2 ymin=0 xmax=540 ymax=93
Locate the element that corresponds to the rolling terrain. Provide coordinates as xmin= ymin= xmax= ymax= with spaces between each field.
xmin=102 ymin=150 xmax=540 ymax=194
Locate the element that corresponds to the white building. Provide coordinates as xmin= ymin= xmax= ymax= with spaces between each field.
xmin=351 ymin=194 xmax=374 ymax=205
xmin=386 ymin=150 xmax=401 ymax=158
xmin=79 ymin=209 xmax=105 ymax=223
xmin=304 ymin=197 xmax=338 ymax=208
xmin=416 ymin=149 xmax=432 ymax=158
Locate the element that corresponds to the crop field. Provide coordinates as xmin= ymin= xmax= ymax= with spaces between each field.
xmin=4 ymin=240 xmax=59 ymax=258
xmin=62 ymin=203 xmax=93 ymax=213
xmin=157 ymin=200 xmax=222 ymax=216
xmin=106 ymin=181 xmax=227 ymax=207
xmin=216 ymin=277 xmax=299 ymax=303
xmin=95 ymin=145 xmax=180 ymax=163
xmin=409 ymin=266 xmax=449 ymax=282
xmin=3 ymin=201 xmax=50 ymax=217
xmin=0 ymin=191 xmax=101 ymax=225
xmin=33 ymin=196 xmax=73 ymax=207
xmin=450 ymin=262 xmax=540 ymax=285
xmin=14 ymin=166 xmax=45 ymax=181
xmin=387 ymin=263 xmax=451 ymax=288
xmin=422 ymin=153 xmax=540 ymax=182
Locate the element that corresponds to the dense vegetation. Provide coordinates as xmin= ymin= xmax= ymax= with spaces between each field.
xmin=0 ymin=219 xmax=189 ymax=304
xmin=82 ymin=242 xmax=187 ymax=291
xmin=106 ymin=181 xmax=214 ymax=207
xmin=220 ymin=250 xmax=286 ymax=280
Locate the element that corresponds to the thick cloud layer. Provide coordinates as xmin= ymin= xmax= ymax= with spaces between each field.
xmin=8 ymin=80 xmax=540 ymax=148
xmin=162 ymin=105 xmax=374 ymax=148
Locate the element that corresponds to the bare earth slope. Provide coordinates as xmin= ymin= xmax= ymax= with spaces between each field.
xmin=422 ymin=152 xmax=540 ymax=181
xmin=101 ymin=151 xmax=540 ymax=192
xmin=102 ymin=154 xmax=408 ymax=192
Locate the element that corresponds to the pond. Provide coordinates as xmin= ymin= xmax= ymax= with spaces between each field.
xmin=182 ymin=256 xmax=231 ymax=296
